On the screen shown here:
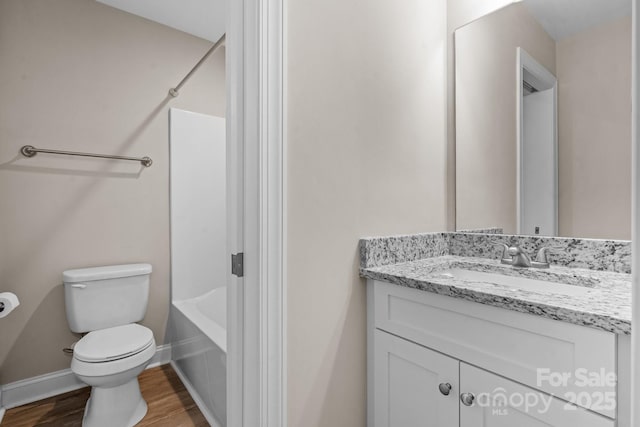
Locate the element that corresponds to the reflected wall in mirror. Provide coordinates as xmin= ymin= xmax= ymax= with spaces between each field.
xmin=455 ymin=0 xmax=632 ymax=239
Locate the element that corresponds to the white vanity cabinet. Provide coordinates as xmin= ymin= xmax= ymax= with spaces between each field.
xmin=458 ymin=363 xmax=612 ymax=427
xmin=375 ymin=330 xmax=459 ymax=427
xmin=368 ymin=280 xmax=629 ymax=427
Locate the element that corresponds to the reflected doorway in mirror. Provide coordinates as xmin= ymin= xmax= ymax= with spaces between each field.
xmin=517 ymin=47 xmax=558 ymax=237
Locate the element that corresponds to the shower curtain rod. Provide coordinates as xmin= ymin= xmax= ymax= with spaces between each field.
xmin=169 ymin=33 xmax=226 ymax=97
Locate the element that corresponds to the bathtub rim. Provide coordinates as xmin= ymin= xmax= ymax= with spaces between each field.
xmin=172 ymin=288 xmax=227 ymax=354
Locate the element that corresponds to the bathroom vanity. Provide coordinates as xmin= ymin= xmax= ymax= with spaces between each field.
xmin=361 ymin=233 xmax=631 ymax=427
xmin=362 ymin=0 xmax=634 ymax=425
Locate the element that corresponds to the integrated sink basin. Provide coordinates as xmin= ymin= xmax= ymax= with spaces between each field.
xmin=434 ymin=267 xmax=595 ymax=297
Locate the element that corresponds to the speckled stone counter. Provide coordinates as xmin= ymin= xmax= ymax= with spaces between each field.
xmin=359 ymin=232 xmax=632 ymax=334
xmin=456 ymin=227 xmax=504 ymax=234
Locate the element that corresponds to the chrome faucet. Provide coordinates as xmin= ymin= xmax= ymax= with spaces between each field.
xmin=495 ymin=243 xmax=550 ymax=268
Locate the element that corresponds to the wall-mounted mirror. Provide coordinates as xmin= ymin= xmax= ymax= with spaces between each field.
xmin=455 ymin=0 xmax=632 ymax=239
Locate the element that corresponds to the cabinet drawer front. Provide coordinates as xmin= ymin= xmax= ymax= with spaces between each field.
xmin=374 ymin=330 xmax=459 ymax=427
xmin=373 ymin=281 xmax=616 ymax=418
xmin=459 ymin=363 xmax=614 ymax=427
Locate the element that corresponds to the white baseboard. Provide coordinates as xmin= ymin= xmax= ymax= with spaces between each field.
xmin=1 ymin=344 xmax=172 ymax=410
xmin=148 ymin=343 xmax=172 ymax=368
xmin=1 ymin=367 xmax=85 ymax=410
xmin=170 ymin=361 xmax=221 ymax=427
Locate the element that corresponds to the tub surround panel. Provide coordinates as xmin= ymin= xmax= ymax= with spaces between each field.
xmin=360 ymin=232 xmax=632 ymax=334
xmin=169 ymin=110 xmax=226 ymax=302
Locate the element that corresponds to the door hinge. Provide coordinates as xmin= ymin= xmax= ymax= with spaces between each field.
xmin=232 ymin=253 xmax=244 ymax=277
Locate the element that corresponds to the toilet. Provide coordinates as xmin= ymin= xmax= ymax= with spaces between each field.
xmin=63 ymin=264 xmax=155 ymax=427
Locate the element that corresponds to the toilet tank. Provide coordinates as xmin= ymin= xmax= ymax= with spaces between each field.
xmin=63 ymin=264 xmax=152 ymax=333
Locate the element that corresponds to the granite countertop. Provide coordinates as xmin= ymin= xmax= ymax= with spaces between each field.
xmin=361 ymin=255 xmax=632 ymax=335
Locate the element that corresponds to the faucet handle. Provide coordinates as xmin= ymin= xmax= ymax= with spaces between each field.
xmin=492 ymin=242 xmax=511 ymax=264
xmin=492 ymin=241 xmax=508 ymax=251
xmin=507 ymin=245 xmax=524 ymax=256
xmin=535 ymin=247 xmax=551 ymax=263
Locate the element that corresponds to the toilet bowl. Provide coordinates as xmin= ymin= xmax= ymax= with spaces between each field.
xmin=63 ymin=264 xmax=154 ymax=427
xmin=71 ymin=324 xmax=156 ymax=427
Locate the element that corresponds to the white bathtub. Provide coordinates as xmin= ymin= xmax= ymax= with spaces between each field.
xmin=171 ymin=287 xmax=227 ymax=426
xmin=174 ymin=287 xmax=227 ymax=352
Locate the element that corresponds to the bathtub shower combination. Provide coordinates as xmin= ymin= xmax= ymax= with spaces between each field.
xmin=171 ymin=288 xmax=227 ymax=424
xmin=169 ymin=108 xmax=227 ymax=426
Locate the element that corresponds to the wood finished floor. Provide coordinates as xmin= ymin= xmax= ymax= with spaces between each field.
xmin=1 ymin=365 xmax=209 ymax=427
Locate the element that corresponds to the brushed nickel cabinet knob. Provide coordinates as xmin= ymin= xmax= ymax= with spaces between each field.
xmin=438 ymin=383 xmax=452 ymax=396
xmin=460 ymin=392 xmax=475 ymax=406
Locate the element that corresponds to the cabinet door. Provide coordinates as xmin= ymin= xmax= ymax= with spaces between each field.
xmin=459 ymin=363 xmax=614 ymax=427
xmin=373 ymin=280 xmax=616 ymax=417
xmin=374 ymin=330 xmax=459 ymax=427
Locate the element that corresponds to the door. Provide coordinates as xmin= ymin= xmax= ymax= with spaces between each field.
xmin=522 ymin=88 xmax=557 ymax=236
xmin=374 ymin=330 xmax=459 ymax=427
xmin=228 ymin=0 xmax=286 ymax=425
xmin=517 ymin=48 xmax=558 ymax=237
xmin=459 ymin=363 xmax=614 ymax=427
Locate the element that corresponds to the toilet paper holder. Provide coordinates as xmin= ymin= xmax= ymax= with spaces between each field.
xmin=0 ymin=292 xmax=20 ymax=318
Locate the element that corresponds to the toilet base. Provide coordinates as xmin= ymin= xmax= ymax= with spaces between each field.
xmin=82 ymin=378 xmax=148 ymax=427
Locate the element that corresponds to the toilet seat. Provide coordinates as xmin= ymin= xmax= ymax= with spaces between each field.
xmin=71 ymin=324 xmax=156 ymax=378
xmin=74 ymin=324 xmax=154 ymax=363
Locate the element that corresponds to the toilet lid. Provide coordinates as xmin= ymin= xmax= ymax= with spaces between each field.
xmin=74 ymin=324 xmax=154 ymax=363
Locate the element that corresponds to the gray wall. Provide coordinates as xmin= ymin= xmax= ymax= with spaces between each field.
xmin=455 ymin=2 xmax=556 ymax=234
xmin=286 ymin=0 xmax=448 ymax=425
xmin=0 ymin=0 xmax=225 ymax=384
xmin=556 ymin=16 xmax=631 ymax=239
xmin=454 ymin=2 xmax=631 ymax=239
